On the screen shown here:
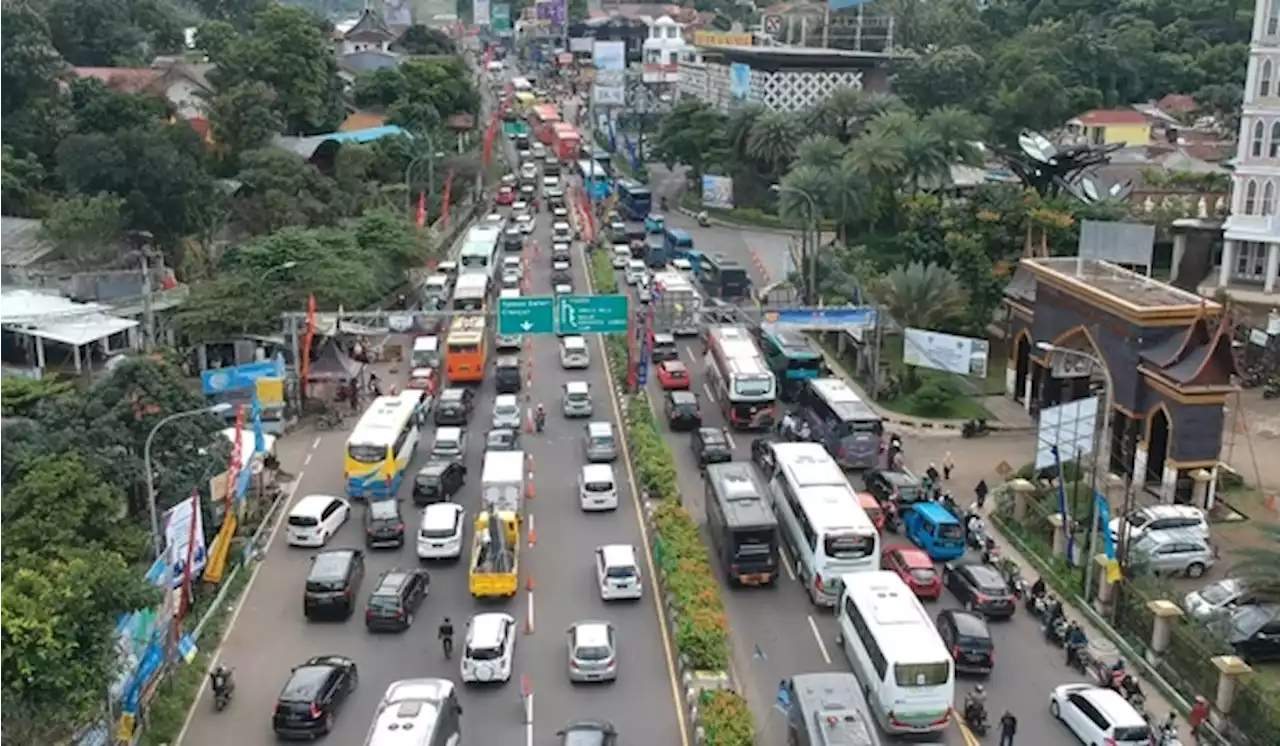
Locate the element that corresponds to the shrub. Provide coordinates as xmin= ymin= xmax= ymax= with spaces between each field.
xmin=589 ymin=248 xmax=617 ymax=293
xmin=700 ymin=690 xmax=756 ymax=746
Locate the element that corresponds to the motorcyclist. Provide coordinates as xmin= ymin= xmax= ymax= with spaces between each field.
xmin=210 ymin=663 xmax=234 ymax=699
xmin=1030 ymin=577 xmax=1047 ymax=599
xmin=535 ymin=403 xmax=546 ymax=432
xmin=981 ymin=536 xmax=999 ymax=564
xmin=660 ymin=195 xmax=668 ymax=211
xmin=1064 ymin=621 xmax=1088 ymax=666
xmin=778 ymin=411 xmax=796 ymax=439
xmin=1119 ymin=673 xmax=1144 ymax=703
xmin=964 ymin=686 xmax=987 ymax=724
xmin=797 ymin=421 xmax=812 ymax=442
xmin=438 ymin=617 xmax=455 ymax=658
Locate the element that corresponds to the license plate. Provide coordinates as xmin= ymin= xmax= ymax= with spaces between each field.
xmin=739 ymin=574 xmax=767 ymax=585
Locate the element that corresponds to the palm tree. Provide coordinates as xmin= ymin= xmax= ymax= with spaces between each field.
xmin=726 ymin=104 xmax=766 ymax=165
xmin=872 ymin=261 xmax=969 ymax=331
xmin=898 ymin=123 xmax=951 ymax=194
xmin=809 ymin=87 xmax=906 ymax=142
xmin=794 ymin=134 xmax=846 ymax=173
xmin=827 ymin=159 xmax=874 ymax=239
xmin=777 ymin=164 xmax=830 ymax=226
xmin=746 ymin=110 xmax=803 ymax=176
xmin=922 ymin=106 xmax=986 ymax=165
xmin=844 ymin=128 xmax=906 ymax=189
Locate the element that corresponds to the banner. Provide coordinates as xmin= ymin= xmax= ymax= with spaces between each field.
xmin=1096 ymin=492 xmax=1122 ymax=582
xmin=200 ymin=356 xmax=285 ymax=395
xmin=163 ymin=493 xmax=206 ymax=590
xmin=536 ymin=0 xmax=565 ymax=25
xmin=701 ymin=175 xmax=734 ymax=209
xmin=693 ymin=30 xmax=754 ymax=46
xmin=592 ymin=40 xmax=626 ymax=106
xmin=493 ymin=3 xmax=511 ymax=32
xmin=729 ymin=63 xmax=752 ymax=103
xmin=902 ymin=328 xmax=990 ymax=377
xmin=474 ymin=0 xmax=491 ymax=26
xmin=300 ymin=295 xmax=316 ymax=396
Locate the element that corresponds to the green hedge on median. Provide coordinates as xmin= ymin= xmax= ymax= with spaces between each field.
xmin=584 ymin=248 xmax=753 ymax=746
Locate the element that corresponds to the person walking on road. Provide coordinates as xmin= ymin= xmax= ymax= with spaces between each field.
xmin=943 ymin=451 xmax=955 ymax=480
xmin=1188 ymin=695 xmax=1210 ymax=742
xmin=998 ymin=710 xmax=1017 ymax=746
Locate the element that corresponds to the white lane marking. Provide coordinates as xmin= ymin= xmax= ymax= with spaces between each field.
xmin=312 ymin=436 xmax=321 ymax=448
xmin=524 ymin=692 xmax=535 ymax=746
xmin=685 ymin=346 xmax=698 ymax=365
xmin=724 ymin=431 xmax=737 ymax=451
xmin=527 ymin=513 xmax=536 ymax=547
xmin=176 ymin=475 xmax=302 ymax=744
xmin=807 ymin=615 xmax=833 ymax=665
xmin=304 ymin=452 xmax=312 ymax=466
xmin=779 ymin=545 xmax=796 ymax=581
xmin=702 ymin=382 xmax=715 ymax=400
xmin=527 ymin=588 xmax=536 ymax=634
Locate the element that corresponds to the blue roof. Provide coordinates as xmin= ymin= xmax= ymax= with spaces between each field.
xmin=914 ymin=502 xmax=960 ymax=524
xmin=324 ymin=125 xmax=408 ymax=144
xmin=666 ymin=228 xmax=691 ymax=239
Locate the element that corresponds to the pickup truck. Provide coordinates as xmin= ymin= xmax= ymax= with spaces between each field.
xmin=469 ymin=510 xmax=520 ymax=598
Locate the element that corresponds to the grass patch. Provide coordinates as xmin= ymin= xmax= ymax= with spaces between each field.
xmin=678 ymin=192 xmax=837 ymax=231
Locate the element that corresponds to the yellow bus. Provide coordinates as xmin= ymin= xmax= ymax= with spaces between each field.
xmin=344 ymin=395 xmax=423 ymax=499
xmin=445 ymin=315 xmax=487 ymax=383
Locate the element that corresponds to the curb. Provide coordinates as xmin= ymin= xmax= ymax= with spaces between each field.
xmin=674 ymin=205 xmax=802 ymax=235
xmin=747 ymin=248 xmax=773 ymax=285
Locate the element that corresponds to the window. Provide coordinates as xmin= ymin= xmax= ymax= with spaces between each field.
xmin=1270 ymin=1 xmax=1280 ymax=36
xmin=1253 ymin=121 xmax=1266 ymax=157
xmin=1262 ymin=60 xmax=1275 ymax=98
xmin=842 ymin=597 xmax=888 ymax=680
xmin=776 ymin=477 xmax=818 ymax=551
xmin=1236 ymin=242 xmax=1268 ymax=281
xmin=1245 ymin=179 xmax=1259 ymax=214
xmin=1272 ymin=122 xmax=1280 ymax=158
xmin=1264 ymin=182 xmax=1276 ymax=216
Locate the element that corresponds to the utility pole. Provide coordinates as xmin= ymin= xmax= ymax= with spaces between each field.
xmin=128 ymin=230 xmax=158 ymax=352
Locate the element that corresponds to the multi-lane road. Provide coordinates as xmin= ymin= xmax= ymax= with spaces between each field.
xmin=179 ymin=85 xmax=686 ymax=746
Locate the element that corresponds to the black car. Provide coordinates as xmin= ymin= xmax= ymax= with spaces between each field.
xmin=664 ymin=390 xmax=702 ymax=431
xmin=692 ymin=427 xmax=733 ymax=467
xmin=434 ymin=387 xmax=475 ymax=425
xmin=486 ymin=428 xmax=521 ymax=451
xmin=650 ymin=333 xmax=678 ymax=362
xmin=303 ymin=549 xmax=365 ymax=620
xmin=863 ymin=468 xmax=924 ymax=506
xmin=363 ymin=500 xmax=405 ymax=549
xmin=272 ymin=655 xmax=359 ymax=738
xmin=1224 ymin=604 xmax=1280 ymax=664
xmin=412 ymin=460 xmax=465 ymax=505
xmin=936 ymin=609 xmax=995 ymax=676
xmin=364 ymin=568 xmax=429 ymax=632
xmin=943 ymin=561 xmax=1016 ymax=619
xmin=551 ymin=245 xmax=572 ymax=264
xmin=750 ymin=435 xmax=780 ymax=474
xmin=503 ymin=229 xmax=524 ymax=253
xmin=558 ymin=719 xmax=618 ymax=746
xmin=551 ymin=269 xmax=573 ymax=288
xmin=495 ymin=356 xmax=522 ymax=394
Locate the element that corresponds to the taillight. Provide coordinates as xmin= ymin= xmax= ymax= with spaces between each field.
xmin=838 ymin=445 xmax=848 ymax=459
xmin=569 ymin=660 xmax=580 ymax=670
xmin=310 ymin=704 xmax=322 ymax=719
xmin=366 ymin=527 xmax=375 ymax=535
xmin=988 ymin=650 xmax=995 ymax=665
xmin=813 ymin=575 xmax=824 ymax=595
xmin=952 ymin=646 xmax=962 ymax=660
xmin=975 ymin=593 xmax=990 ymax=604
xmin=395 ymin=523 xmax=405 ymax=532
xmin=1104 ymin=739 xmax=1117 ymax=746
xmin=728 ymin=564 xmax=739 ymax=575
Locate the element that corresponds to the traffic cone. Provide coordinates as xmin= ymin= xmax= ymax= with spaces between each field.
xmin=526 ymin=575 xmax=535 ymax=591
xmin=525 ymin=409 xmax=534 ymax=433
xmin=526 ymin=473 xmax=536 ymax=499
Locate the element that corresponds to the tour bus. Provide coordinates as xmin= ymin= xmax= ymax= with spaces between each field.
xmin=704 ymin=462 xmax=779 ymax=586
xmin=697 ymin=253 xmax=751 ymax=300
xmin=705 ymin=325 xmax=777 ymax=430
xmin=756 ymin=326 xmax=824 ymax=401
xmin=760 ymin=442 xmax=880 ymax=606
xmin=363 ymin=678 xmax=462 ymax=746
xmin=451 ymin=273 xmax=490 ymax=312
xmin=797 ymin=377 xmax=884 ymax=469
xmin=344 ymin=395 xmax=423 ymax=499
xmin=444 ymin=316 xmax=487 ymax=383
xmin=576 ymin=159 xmax=612 ymax=200
xmin=835 ymin=572 xmax=954 ymax=735
xmin=615 ymin=179 xmax=652 ymax=220
xmin=458 ymin=225 xmax=502 ymax=277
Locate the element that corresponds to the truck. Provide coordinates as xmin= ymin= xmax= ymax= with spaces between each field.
xmin=481 ymin=450 xmax=525 ymax=514
xmin=625 ymin=223 xmax=647 ymax=259
xmin=650 ymin=271 xmax=702 ymax=336
xmin=469 ymin=510 xmax=520 ymax=598
xmin=644 ymin=233 xmax=667 ymax=268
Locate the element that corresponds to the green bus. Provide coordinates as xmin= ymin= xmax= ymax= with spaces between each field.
xmin=755 ymin=326 xmax=823 ymax=402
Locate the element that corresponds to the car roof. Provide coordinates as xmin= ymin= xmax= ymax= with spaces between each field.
xmin=280 ymin=663 xmax=337 ymax=701
xmin=599 ymin=543 xmax=636 ymax=565
xmin=495 ymin=394 xmax=519 ymax=405
xmin=375 ymin=569 xmax=414 ymax=594
xmin=1135 ymin=504 xmax=1204 ymax=520
xmin=945 ymin=609 xmax=991 ymax=638
xmin=892 ymin=546 xmax=933 ymax=567
xmin=1138 ymin=529 xmax=1210 ymax=548
xmin=309 ymin=550 xmax=356 ymax=579
xmin=292 ymin=494 xmax=341 ymax=516
xmin=582 ymin=463 xmax=614 ymax=480
xmin=670 ymin=390 xmax=697 ymax=402
xmin=566 ymin=380 xmax=590 ymax=392
xmin=959 ymin=562 xmax=1005 ymax=586
xmin=469 ymin=613 xmax=511 ymax=645
xmin=661 ymin=360 xmax=686 ymax=370
xmin=571 ymin=620 xmax=613 ymax=647
xmin=876 ymin=470 xmax=918 ymax=486
xmin=563 ymin=335 xmax=586 ymax=345
xmin=422 ymin=502 xmax=463 ymax=528
xmin=435 ymin=426 xmax=463 ymax=439
xmin=441 ymin=388 xmax=465 ymax=399
xmin=369 ymin=500 xmax=399 ymax=518
xmin=420 ymin=460 xmax=451 ymax=475
xmin=587 ymin=421 xmax=613 ymax=434
xmin=653 ymin=332 xmax=675 ymax=342
xmin=1074 ymin=686 xmax=1148 ymax=724
xmin=698 ymin=427 xmax=726 ymax=442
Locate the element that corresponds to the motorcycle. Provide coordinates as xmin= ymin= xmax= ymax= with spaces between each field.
xmin=883 ymin=501 xmax=901 ymax=534
xmin=963 ymin=704 xmax=989 ymax=736
xmin=961 ymin=418 xmax=992 ymax=439
xmin=1043 ymin=616 xmax=1069 ymax=646
xmin=696 ymin=211 xmax=710 ymax=227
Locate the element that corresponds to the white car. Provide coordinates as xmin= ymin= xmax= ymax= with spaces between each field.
xmin=502 ymin=255 xmax=523 ymax=278
xmin=416 ymin=503 xmax=466 ymax=560
xmin=554 ymin=283 xmax=573 ymax=296
xmin=461 ymin=613 xmax=517 ymax=684
xmin=552 ymin=259 xmax=570 ymax=273
xmin=519 ymin=162 xmax=536 ymax=179
xmin=552 ymin=206 xmax=569 ymax=220
xmin=625 ymin=260 xmax=647 ymax=285
xmin=482 ymin=213 xmax=505 ymax=227
xmin=286 ymin=494 xmax=351 ymax=547
xmin=1049 ymin=684 xmax=1152 ymax=746
xmin=560 ymin=336 xmax=589 ymax=369
xmin=595 ymin=544 xmax=643 ymax=600
xmin=671 ymin=258 xmax=692 ymax=272
xmin=1183 ymin=578 xmax=1257 ymax=621
xmin=516 ymin=214 xmax=536 ymax=234
xmin=491 ymin=394 xmax=522 ymax=429
xmin=552 ymin=241 xmax=571 ymax=255
xmin=552 ymin=220 xmax=571 ymax=236
xmin=1108 ymin=504 xmax=1209 ymax=545
xmin=611 ymin=245 xmax=630 ymax=269
xmin=512 ymin=200 xmax=529 ymax=214
xmin=501 ymin=270 xmax=521 ymax=288
xmin=531 ymin=143 xmax=546 ymax=158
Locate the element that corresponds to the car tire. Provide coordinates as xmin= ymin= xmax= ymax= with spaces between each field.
xmin=348 ymin=669 xmax=359 ymax=692
xmin=1187 ymin=562 xmax=1206 ymax=578
xmin=1049 ymin=699 xmax=1061 ymax=719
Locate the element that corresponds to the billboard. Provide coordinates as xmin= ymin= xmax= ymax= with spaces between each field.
xmin=702 ymin=175 xmax=734 ymax=210
xmin=162 ymin=497 xmax=207 ymax=589
xmin=729 ymin=63 xmax=752 ymax=103
xmin=1035 ymin=397 xmax=1099 ymax=470
xmin=592 ymin=40 xmax=626 ymax=106
xmin=474 ymin=0 xmax=490 ymax=26
xmin=902 ymin=327 xmax=990 ymax=378
xmin=493 ymin=3 xmax=511 ymax=31
xmin=1077 ymin=220 xmax=1156 ymax=275
xmin=693 ymin=30 xmax=754 ymax=46
xmin=536 ymin=0 xmax=565 ymax=25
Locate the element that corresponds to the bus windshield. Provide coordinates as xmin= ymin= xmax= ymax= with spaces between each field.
xmin=824 ymin=532 xmax=876 ymax=560
xmin=733 ymin=375 xmax=773 ymax=398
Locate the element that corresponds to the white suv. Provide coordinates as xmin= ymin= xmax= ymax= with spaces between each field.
xmin=461 ymin=613 xmax=516 ymax=684
xmin=595 ymin=544 xmax=643 ymax=601
xmin=1109 ymin=504 xmax=1208 ymax=544
xmin=1049 ymin=684 xmax=1152 ymax=746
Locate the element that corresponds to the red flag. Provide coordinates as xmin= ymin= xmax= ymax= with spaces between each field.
xmin=483 ymin=115 xmax=499 ymax=166
xmin=416 ymin=192 xmax=427 ymax=227
xmin=441 ymin=170 xmax=455 ymax=229
xmin=300 ymin=295 xmax=317 ymax=398
xmin=224 ymin=406 xmax=246 ymax=517
xmin=175 ymin=487 xmax=201 ymax=637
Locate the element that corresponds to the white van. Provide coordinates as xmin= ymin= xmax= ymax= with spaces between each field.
xmin=417 ymin=503 xmax=466 ymax=560
xmin=560 ymin=335 xmax=590 ymax=369
xmin=625 ymin=259 xmax=647 ymax=285
xmin=595 ymin=544 xmax=642 ymax=600
xmin=612 ymin=245 xmax=631 ymax=269
xmin=411 ymin=336 xmax=441 ymax=368
xmin=286 ymin=494 xmax=351 ymax=547
xmin=481 ymin=450 xmax=525 ymax=513
xmin=579 ymin=464 xmax=618 ymax=511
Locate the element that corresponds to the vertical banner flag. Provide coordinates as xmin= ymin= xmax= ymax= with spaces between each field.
xmin=474 ymin=0 xmax=491 ymax=26
xmin=252 ymin=390 xmax=266 ymax=455
xmin=164 ymin=495 xmax=207 ymax=589
xmin=300 ymin=295 xmax=317 ymax=397
xmin=177 ymin=488 xmax=201 ymax=627
xmin=416 ymin=192 xmax=427 ymax=227
xmin=441 ymin=170 xmax=455 ymax=229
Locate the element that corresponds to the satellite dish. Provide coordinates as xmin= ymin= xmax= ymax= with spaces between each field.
xmin=1109 ymin=181 xmax=1134 ymax=201
xmin=1017 ymin=133 xmax=1050 ymax=164
xmin=1029 ymin=132 xmax=1059 ymax=161
xmin=1079 ymin=177 xmax=1100 ymax=202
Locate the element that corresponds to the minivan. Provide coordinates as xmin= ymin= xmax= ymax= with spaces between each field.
xmin=560 ymin=336 xmax=590 ymax=369
xmin=563 ymin=381 xmax=593 ymax=417
xmin=287 ymin=494 xmax=351 ymax=548
xmin=625 ymin=260 xmax=647 ymax=285
xmin=612 ymin=245 xmax=630 ymax=269
xmin=1110 ymin=504 xmax=1209 ymax=545
xmin=584 ymin=421 xmax=618 ymax=462
xmin=417 ymin=503 xmax=466 ymax=560
xmin=579 ymin=464 xmax=619 ymax=511
xmin=495 ymin=356 xmax=522 ymax=394
xmin=595 ymin=544 xmax=642 ymax=601
xmin=502 ymin=255 xmax=523 ymax=280
xmin=303 ymin=549 xmax=366 ymax=620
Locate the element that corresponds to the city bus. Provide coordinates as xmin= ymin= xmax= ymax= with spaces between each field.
xmin=445 ymin=316 xmax=487 ymax=383
xmin=615 ymin=179 xmax=652 ymax=220
xmin=451 ymin=273 xmax=490 ymax=312
xmin=836 ymin=572 xmax=954 ymax=734
xmin=797 ymin=377 xmax=884 ymax=469
xmin=704 ymin=325 xmax=777 ymax=429
xmin=704 ymin=462 xmax=779 ymax=586
xmin=759 ymin=442 xmax=880 ymax=606
xmin=529 ymin=103 xmax=560 ymax=144
xmin=756 ymin=327 xmax=824 ymax=401
xmin=663 ymin=227 xmax=694 ymax=260
xmin=459 ymin=225 xmax=502 ymax=277
xmin=363 ymin=679 xmax=462 ymax=746
xmin=696 ymin=252 xmax=751 ymax=299
xmin=344 ymin=394 xmax=423 ymax=499
xmin=576 ymin=159 xmax=612 ymax=200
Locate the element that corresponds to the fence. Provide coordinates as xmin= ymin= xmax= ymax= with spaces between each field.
xmin=994 ymin=479 xmax=1280 ymax=744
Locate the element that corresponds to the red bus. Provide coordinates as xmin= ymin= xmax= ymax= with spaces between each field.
xmin=703 ymin=325 xmax=778 ymax=430
xmin=528 ymin=104 xmax=560 ymax=145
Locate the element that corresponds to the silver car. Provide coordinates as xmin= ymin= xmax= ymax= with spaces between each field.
xmin=584 ymin=421 xmax=618 ymax=463
xmin=567 ymin=620 xmax=618 ymax=683
xmin=562 ymin=381 xmax=593 ymax=418
xmin=1183 ymin=578 xmax=1257 ymax=620
xmin=491 ymin=394 xmax=523 ymax=429
xmin=1131 ymin=530 xmax=1216 ymax=578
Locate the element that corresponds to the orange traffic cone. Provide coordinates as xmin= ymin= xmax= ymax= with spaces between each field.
xmin=527 ymin=575 xmax=535 ymax=591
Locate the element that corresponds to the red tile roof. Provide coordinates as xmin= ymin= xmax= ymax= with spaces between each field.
xmin=1074 ymin=109 xmax=1152 ymax=126
xmin=1157 ymin=94 xmax=1197 ymax=114
xmin=72 ymin=67 xmax=167 ymax=94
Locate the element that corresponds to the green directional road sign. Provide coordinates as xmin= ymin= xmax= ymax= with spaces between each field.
xmin=557 ymin=294 xmax=629 ymax=334
xmin=498 ymin=296 xmax=555 ymax=335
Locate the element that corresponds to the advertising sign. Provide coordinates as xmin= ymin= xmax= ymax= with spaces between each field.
xmin=693 ymin=30 xmax=754 ymax=46
xmin=592 ymin=40 xmax=626 ymax=106
xmin=474 ymin=0 xmax=491 ymax=26
xmin=902 ymin=327 xmax=990 ymax=378
xmin=536 ymin=0 xmax=565 ymax=25
xmin=163 ymin=498 xmax=207 ymax=589
xmin=493 ymin=3 xmax=511 ymax=31
xmin=729 ymin=63 xmax=752 ymax=103
xmin=200 ymin=355 xmax=285 ymax=395
xmin=1034 ymin=397 xmax=1099 ymax=470
xmin=701 ymin=175 xmax=734 ymax=210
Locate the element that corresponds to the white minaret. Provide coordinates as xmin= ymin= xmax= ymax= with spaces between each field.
xmin=1220 ymin=0 xmax=1280 ymax=294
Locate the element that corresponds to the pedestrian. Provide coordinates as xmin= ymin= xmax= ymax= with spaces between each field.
xmin=998 ymin=710 xmax=1017 ymax=746
xmin=975 ymin=479 xmax=989 ymax=508
xmin=1188 ymin=696 xmax=1210 ymax=742
xmin=347 ymin=380 xmax=360 ymax=413
xmin=943 ymin=451 xmax=955 ymax=480
xmin=892 ymin=450 xmax=905 ymax=470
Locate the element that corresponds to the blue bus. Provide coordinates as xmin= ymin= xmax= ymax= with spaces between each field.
xmin=663 ymin=228 xmax=694 ymax=260
xmin=577 ymin=159 xmax=612 ymax=201
xmin=616 ymin=179 xmax=652 ymax=220
xmin=756 ymin=327 xmax=823 ymax=401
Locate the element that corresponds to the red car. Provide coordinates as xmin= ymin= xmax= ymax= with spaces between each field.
xmin=496 ymin=186 xmax=515 ymax=205
xmin=656 ymin=361 xmax=690 ymax=390
xmin=857 ymin=492 xmax=885 ymax=532
xmin=881 ymin=546 xmax=942 ymax=600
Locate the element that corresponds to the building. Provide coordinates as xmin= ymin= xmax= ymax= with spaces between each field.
xmin=1063 ymin=108 xmax=1182 ymax=148
xmin=1217 ymin=0 xmax=1280 ymax=299
xmin=679 ymin=45 xmax=889 ymax=113
xmin=641 ymin=15 xmax=686 ymax=85
xmin=756 ymin=2 xmax=894 ymax=54
xmin=70 ymin=61 xmax=213 ymax=122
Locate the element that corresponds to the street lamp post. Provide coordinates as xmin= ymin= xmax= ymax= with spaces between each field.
xmin=145 ymin=403 xmax=233 ymax=561
xmin=772 ymin=184 xmax=821 ymax=304
xmin=404 ymin=132 xmax=439 ymax=215
xmin=1035 ymin=341 xmax=1114 ymax=597
xmin=258 ymin=261 xmax=298 ymax=284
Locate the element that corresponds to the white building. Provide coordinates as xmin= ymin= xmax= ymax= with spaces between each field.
xmin=642 ymin=15 xmax=687 ymax=85
xmin=1220 ymin=0 xmax=1280 ymax=296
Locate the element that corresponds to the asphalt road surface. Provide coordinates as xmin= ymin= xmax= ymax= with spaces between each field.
xmin=180 ymin=95 xmax=684 ymax=746
xmin=608 ymin=251 xmax=1091 ymax=745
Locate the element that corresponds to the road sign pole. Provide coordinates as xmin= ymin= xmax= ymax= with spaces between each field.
xmin=627 ymin=294 xmax=637 ymax=392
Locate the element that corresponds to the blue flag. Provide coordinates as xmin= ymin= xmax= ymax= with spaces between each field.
xmin=251 ymin=391 xmax=266 ymax=454
xmin=623 ymin=134 xmax=640 ymax=171
xmin=607 ymin=118 xmax=617 ymax=153
xmin=1097 ymin=491 xmax=1115 ymax=560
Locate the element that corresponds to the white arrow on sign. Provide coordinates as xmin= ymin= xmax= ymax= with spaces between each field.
xmin=520 ymin=321 xmax=534 ymax=332
xmin=561 ymin=303 xmax=577 ymax=329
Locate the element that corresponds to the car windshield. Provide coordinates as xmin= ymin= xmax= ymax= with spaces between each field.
xmin=574 ymin=645 xmax=612 ymax=661
xmin=824 ymin=533 xmax=875 ymax=559
xmin=1200 ymin=580 xmax=1239 ymax=605
xmin=288 ymin=515 xmax=319 ymax=528
xmin=909 ymin=567 xmax=937 ymax=584
xmin=584 ymin=480 xmax=613 ymax=492
xmin=368 ymin=594 xmax=399 ymax=611
xmin=495 ymin=402 xmax=518 ymax=416
xmin=466 ymin=643 xmax=503 ymax=661
xmin=434 ymin=441 xmax=459 ymax=454
xmin=590 ymin=436 xmax=613 ymax=449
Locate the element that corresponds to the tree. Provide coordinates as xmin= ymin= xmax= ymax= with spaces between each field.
xmin=892 ymin=46 xmax=991 ymax=112
xmin=2 ymin=5 xmax=66 ymax=114
xmin=43 ymin=0 xmax=184 ymax=67
xmin=745 ymin=110 xmax=802 ymax=177
xmin=228 ymin=148 xmax=345 ymax=235
xmin=872 ymin=261 xmax=969 ymax=331
xmin=0 ymin=377 xmax=74 ymax=419
xmin=208 ymin=4 xmax=344 ymax=135
xmin=39 ymin=193 xmax=128 ymax=269
xmin=207 ymin=82 xmax=284 ymax=162
xmin=194 ymin=0 xmax=270 ymax=30
xmin=67 ymin=77 xmax=171 ymax=135
xmin=568 ymin=0 xmax=589 ymax=21
xmin=395 ymin=24 xmax=456 ymax=55
xmin=193 ymin=20 xmax=238 ymax=60
xmin=1 ymin=145 xmax=49 ymax=217
xmin=650 ymin=101 xmax=728 ymax=187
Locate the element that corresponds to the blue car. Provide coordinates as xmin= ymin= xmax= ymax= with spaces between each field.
xmin=903 ymin=502 xmax=966 ymax=561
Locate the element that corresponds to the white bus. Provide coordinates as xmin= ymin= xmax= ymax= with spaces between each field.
xmin=797 ymin=377 xmax=884 ymax=470
xmin=704 ymin=325 xmax=777 ymax=430
xmin=458 ymin=225 xmax=502 ymax=277
xmin=835 ymin=572 xmax=954 ymax=735
xmin=760 ymin=442 xmax=880 ymax=606
xmin=344 ymin=395 xmax=423 ymax=499
xmin=451 ymin=273 xmax=490 ymax=312
xmin=363 ymin=678 xmax=462 ymax=746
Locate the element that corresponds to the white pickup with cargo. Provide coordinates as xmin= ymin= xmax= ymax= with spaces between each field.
xmin=481 ymin=450 xmax=525 ymax=513
xmin=650 ymin=271 xmax=702 ymax=336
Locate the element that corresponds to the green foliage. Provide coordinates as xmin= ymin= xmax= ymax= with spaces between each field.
xmin=194 ymin=0 xmax=269 ymax=30
xmin=207 ymin=82 xmax=284 ymax=164
xmin=0 ymin=377 xmax=74 ymax=418
xmin=395 ymin=24 xmax=457 ymax=55
xmin=68 ymin=77 xmax=172 ymax=135
xmin=650 ymin=100 xmax=729 ymax=186
xmin=567 ymin=0 xmax=589 ymax=22
xmin=700 ymin=690 xmax=756 ymax=746
xmin=589 ymin=248 xmax=618 ymax=293
xmin=1 ymin=145 xmax=49 ymax=217
xmin=43 ymin=0 xmax=184 ymax=67
xmin=39 ymin=192 xmax=127 ymax=269
xmin=353 ymin=58 xmax=481 ymax=124
xmin=872 ymin=261 xmax=970 ymax=331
